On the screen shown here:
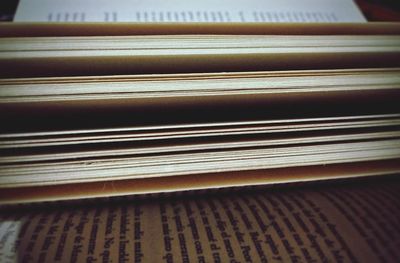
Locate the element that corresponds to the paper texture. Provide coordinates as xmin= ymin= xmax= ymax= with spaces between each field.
xmin=1 ymin=179 xmax=398 ymax=262
xmin=14 ymin=0 xmax=366 ymax=22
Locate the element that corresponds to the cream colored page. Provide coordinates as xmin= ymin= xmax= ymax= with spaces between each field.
xmin=14 ymin=0 xmax=365 ymax=22
xmin=0 ymin=179 xmax=399 ymax=262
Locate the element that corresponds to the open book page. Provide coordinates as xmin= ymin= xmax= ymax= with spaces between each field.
xmin=1 ymin=177 xmax=399 ymax=262
xmin=14 ymin=0 xmax=366 ymax=22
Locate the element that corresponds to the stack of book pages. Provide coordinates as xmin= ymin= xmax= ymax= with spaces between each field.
xmin=0 ymin=23 xmax=400 ymax=204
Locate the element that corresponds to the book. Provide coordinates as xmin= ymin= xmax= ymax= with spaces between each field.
xmin=0 ymin=22 xmax=400 ymax=203
xmin=14 ymin=0 xmax=366 ymax=23
xmin=0 ymin=1 xmax=400 ymax=261
xmin=0 ymin=66 xmax=400 ymax=202
xmin=0 ymin=174 xmax=399 ymax=262
xmin=1 ymin=34 xmax=400 ymax=77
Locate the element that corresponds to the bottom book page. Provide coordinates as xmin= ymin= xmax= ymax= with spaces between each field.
xmin=2 ymin=159 xmax=400 ymax=204
xmin=0 ymin=176 xmax=399 ymax=262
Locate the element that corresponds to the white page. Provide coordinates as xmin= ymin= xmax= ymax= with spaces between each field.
xmin=14 ymin=0 xmax=366 ymax=22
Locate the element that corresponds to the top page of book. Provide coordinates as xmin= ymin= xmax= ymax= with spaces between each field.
xmin=14 ymin=0 xmax=366 ymax=22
